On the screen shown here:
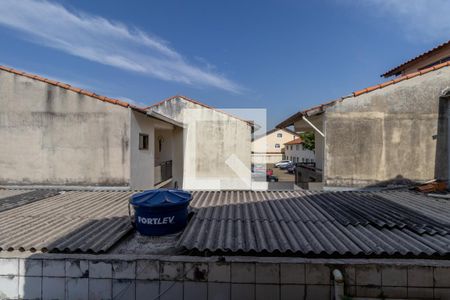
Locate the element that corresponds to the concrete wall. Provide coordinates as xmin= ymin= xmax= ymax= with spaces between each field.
xmin=3 ymin=253 xmax=450 ymax=300
xmin=323 ymin=67 xmax=450 ymax=187
xmin=0 ymin=70 xmax=131 ymax=186
xmin=150 ymin=97 xmax=252 ymax=190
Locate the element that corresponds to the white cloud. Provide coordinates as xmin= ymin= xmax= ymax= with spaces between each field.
xmin=357 ymin=0 xmax=450 ymax=42
xmin=0 ymin=0 xmax=243 ymax=93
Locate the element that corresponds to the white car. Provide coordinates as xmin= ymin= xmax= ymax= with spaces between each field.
xmin=275 ymin=160 xmax=292 ymax=168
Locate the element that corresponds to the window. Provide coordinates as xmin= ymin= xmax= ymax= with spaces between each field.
xmin=277 ymin=133 xmax=282 ymax=138
xmin=139 ymin=133 xmax=149 ymax=150
xmin=296 ymin=145 xmax=299 ymax=150
xmin=275 ymin=143 xmax=280 ymax=148
xmin=302 ymin=144 xmax=307 ymax=151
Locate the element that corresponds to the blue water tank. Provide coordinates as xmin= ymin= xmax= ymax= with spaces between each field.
xmin=129 ymin=189 xmax=192 ymax=236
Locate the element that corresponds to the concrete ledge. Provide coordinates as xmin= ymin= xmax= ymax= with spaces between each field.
xmin=0 ymin=185 xmax=132 ymax=191
xmin=3 ymin=251 xmax=450 ymax=267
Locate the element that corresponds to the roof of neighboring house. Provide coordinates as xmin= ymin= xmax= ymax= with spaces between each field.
xmin=189 ymin=190 xmax=308 ymax=208
xmin=266 ymin=127 xmax=299 ymax=136
xmin=179 ymin=190 xmax=450 ymax=258
xmin=382 ymin=40 xmax=450 ymax=78
xmin=0 ymin=189 xmax=60 ymax=213
xmin=253 ymin=128 xmax=300 ymax=141
xmin=276 ymin=61 xmax=450 ymax=128
xmin=147 ymin=95 xmax=254 ymax=126
xmin=0 ymin=189 xmax=133 ymax=253
xmin=0 ymin=65 xmax=147 ymax=113
xmin=284 ymin=138 xmax=303 ymax=145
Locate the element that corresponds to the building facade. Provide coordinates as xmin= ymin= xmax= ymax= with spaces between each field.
xmin=283 ymin=138 xmax=315 ymax=164
xmin=251 ymin=128 xmax=298 ymax=164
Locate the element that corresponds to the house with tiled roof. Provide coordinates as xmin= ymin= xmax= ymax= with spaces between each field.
xmin=382 ymin=40 xmax=450 ymax=78
xmin=0 ymin=66 xmax=253 ymax=190
xmin=283 ymin=137 xmax=315 ymax=164
xmin=277 ymin=41 xmax=450 ymax=190
xmin=251 ymin=128 xmax=299 ymax=164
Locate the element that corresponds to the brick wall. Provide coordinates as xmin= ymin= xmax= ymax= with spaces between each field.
xmin=1 ymin=254 xmax=450 ymax=299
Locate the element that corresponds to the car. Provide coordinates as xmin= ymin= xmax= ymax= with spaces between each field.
xmin=275 ymin=160 xmax=292 ymax=168
xmin=267 ymin=175 xmax=278 ymax=182
xmin=287 ymin=164 xmax=296 ymax=173
xmin=279 ymin=162 xmax=294 ymax=170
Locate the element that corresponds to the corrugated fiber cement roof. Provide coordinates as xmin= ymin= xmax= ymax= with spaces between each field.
xmin=0 ymin=190 xmax=133 ymax=253
xmin=179 ymin=190 xmax=450 ymax=258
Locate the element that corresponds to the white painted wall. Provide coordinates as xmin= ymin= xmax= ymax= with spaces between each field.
xmin=154 ymin=129 xmax=173 ymax=166
xmin=171 ymin=127 xmax=185 ymax=189
xmin=130 ymin=111 xmax=155 ymax=190
xmin=130 ymin=111 xmax=175 ymax=190
xmin=284 ymin=143 xmax=315 ymax=163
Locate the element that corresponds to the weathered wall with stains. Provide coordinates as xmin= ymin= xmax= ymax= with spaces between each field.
xmin=0 ymin=70 xmax=131 ymax=186
xmin=150 ymin=97 xmax=252 ymax=190
xmin=3 ymin=253 xmax=450 ymax=300
xmin=324 ymin=67 xmax=450 ymax=187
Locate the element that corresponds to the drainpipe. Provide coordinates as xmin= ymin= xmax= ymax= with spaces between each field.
xmin=302 ymin=116 xmax=324 ymax=137
xmin=333 ymin=269 xmax=344 ymax=300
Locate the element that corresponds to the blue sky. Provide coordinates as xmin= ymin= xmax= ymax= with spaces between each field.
xmin=0 ymin=0 xmax=449 ymax=129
